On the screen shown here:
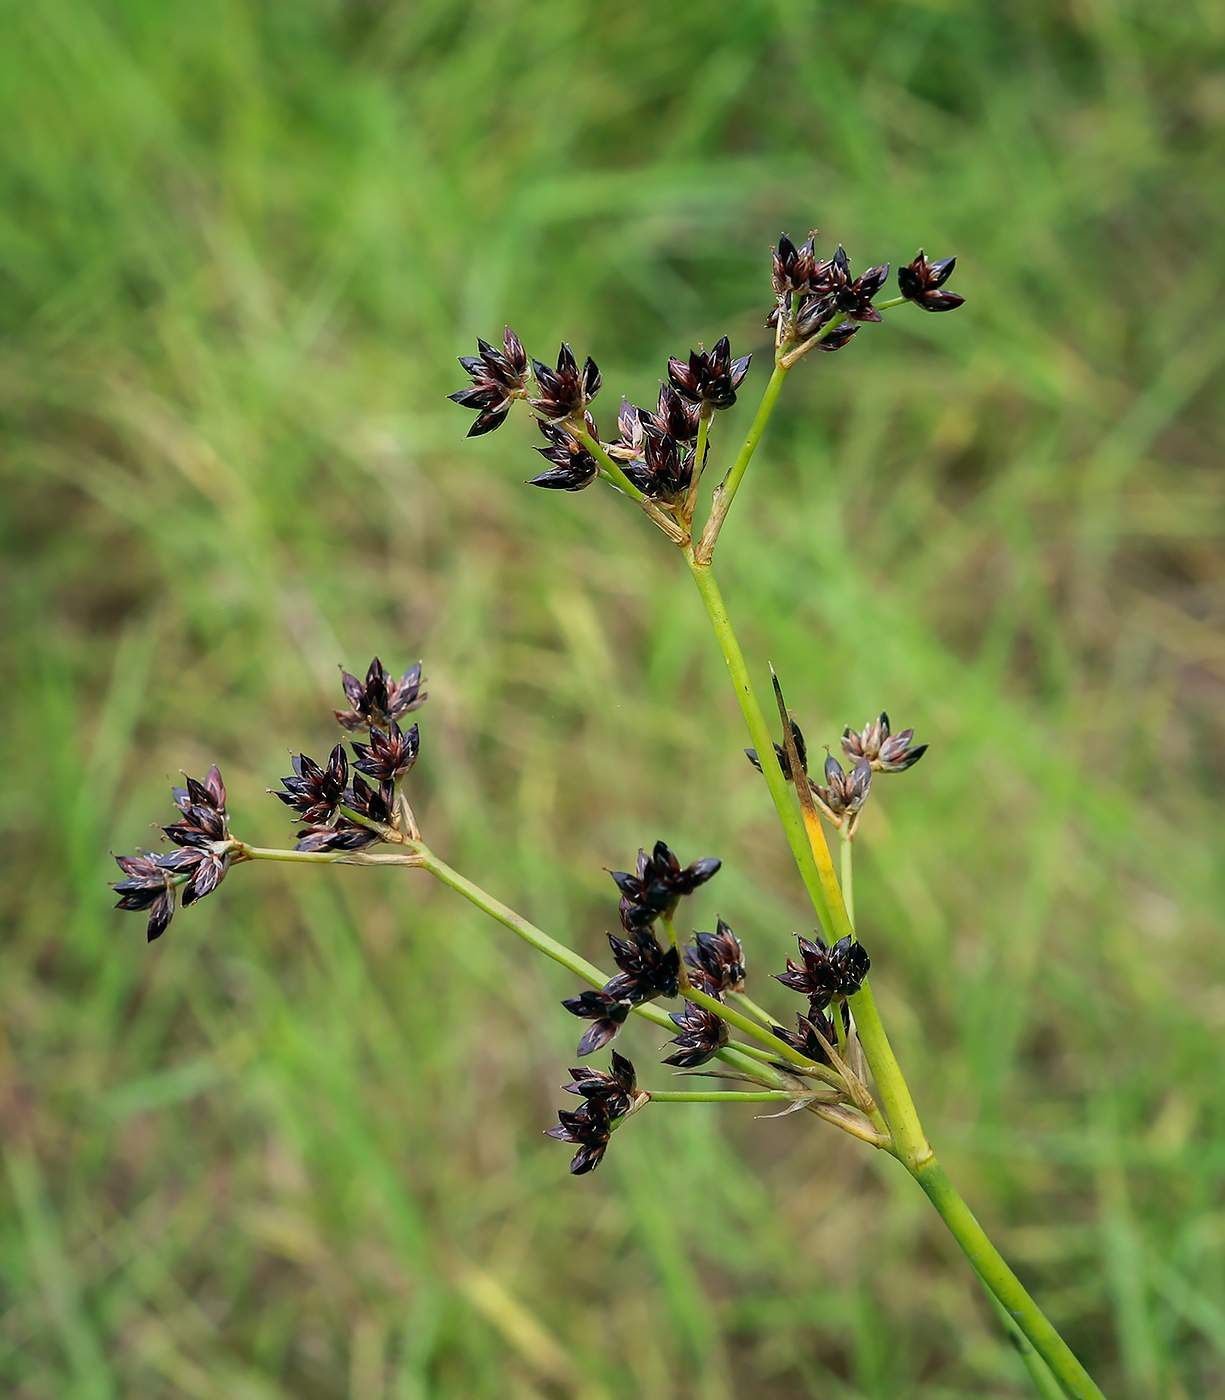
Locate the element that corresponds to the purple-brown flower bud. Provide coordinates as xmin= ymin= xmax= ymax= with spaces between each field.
xmin=111 ymin=852 xmax=177 ymax=942
xmin=841 ymin=712 xmax=927 ymax=773
xmin=561 ymin=990 xmax=633 ymax=1057
xmin=350 ymin=721 xmax=419 ymax=783
xmin=666 ymin=337 xmax=751 ymax=411
xmin=811 ymin=754 xmax=872 ymax=831
xmin=827 ymin=247 xmax=889 ymax=324
xmin=335 ymin=658 xmax=427 ymax=732
xmin=545 ymin=1097 xmax=612 ymax=1175
xmin=561 ymin=1051 xmax=638 ymax=1119
xmin=663 ymin=1001 xmax=729 ymax=1067
xmin=775 ymin=934 xmax=870 ymax=1010
xmin=448 ymin=326 xmax=530 ymax=436
xmin=684 ymin=920 xmax=746 ymax=996
xmin=609 ymin=841 xmax=721 ymax=927
xmin=897 ymin=250 xmax=964 ymax=313
xmin=771 ymin=1009 xmax=842 ymax=1066
xmin=605 ymin=929 xmax=681 ymax=1004
xmin=273 ymin=745 xmax=348 ymax=825
xmin=529 ymin=343 xmax=601 ymax=422
xmin=528 ymin=419 xmax=599 ymax=491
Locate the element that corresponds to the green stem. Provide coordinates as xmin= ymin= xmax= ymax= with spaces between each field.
xmin=237 ymin=843 xmax=422 ymax=867
xmin=913 ymin=1161 xmax=1106 ymax=1400
xmin=695 ymin=362 xmax=789 ymax=563
xmin=682 ymin=406 xmax=712 ymax=526
xmin=979 ymin=1280 xmax=1068 ymax=1400
xmin=685 ymin=554 xmax=1105 ymax=1394
xmin=685 ymin=558 xmax=834 ymax=928
xmin=647 ymin=1090 xmax=791 ymax=1103
xmin=730 ymin=991 xmax=780 ymax=1027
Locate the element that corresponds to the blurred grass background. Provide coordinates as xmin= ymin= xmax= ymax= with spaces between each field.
xmin=3 ymin=1 xmax=1225 ymax=1395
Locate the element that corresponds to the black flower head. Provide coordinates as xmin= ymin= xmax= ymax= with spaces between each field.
xmin=642 ymin=382 xmax=703 ymax=444
xmin=448 ymin=326 xmax=530 ymax=436
xmin=293 ymin=818 xmax=382 ymax=854
xmin=775 ymin=934 xmax=870 ymax=1010
xmin=663 ymin=1001 xmax=729 ymax=1067
xmin=771 ymin=1009 xmax=841 ymax=1067
xmin=811 ymin=754 xmax=872 ymax=832
xmin=842 ymin=712 xmax=928 ymax=773
xmin=335 ymin=658 xmax=427 ymax=732
xmin=561 ymin=989 xmax=633 ymax=1057
xmin=827 ymin=246 xmax=890 ymax=324
xmin=772 ymin=232 xmax=819 ymax=297
xmin=605 ymin=928 xmax=680 ymax=1004
xmin=813 ymin=320 xmax=860 ymax=352
xmin=609 ymin=840 xmax=721 ymax=928
xmin=528 ymin=418 xmax=599 ymax=491
xmin=163 ymin=764 xmax=229 ymax=848
xmin=545 ymin=1097 xmax=612 ymax=1175
xmin=273 ymin=745 xmax=348 ymax=825
xmin=562 ymin=1051 xmax=639 ymax=1118
xmin=666 ymin=337 xmax=751 ymax=411
xmin=684 ymin=919 xmax=746 ymax=996
xmin=350 ymin=721 xmax=419 ymax=783
xmin=621 ymin=424 xmax=693 ymax=502
xmin=745 ymin=716 xmax=808 ymax=783
xmin=344 ymin=774 xmax=395 ymax=825
xmin=529 ymin=343 xmax=601 ymax=422
xmin=112 ymin=852 xmax=177 ymax=942
xmin=897 ymin=250 xmax=964 ymax=313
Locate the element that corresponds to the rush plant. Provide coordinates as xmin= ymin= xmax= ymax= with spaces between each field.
xmin=112 ymin=232 xmax=1105 ymax=1400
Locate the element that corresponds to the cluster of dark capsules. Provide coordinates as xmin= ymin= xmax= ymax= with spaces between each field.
xmin=111 ymin=659 xmax=428 ymax=940
xmin=448 ymin=234 xmax=962 ymax=504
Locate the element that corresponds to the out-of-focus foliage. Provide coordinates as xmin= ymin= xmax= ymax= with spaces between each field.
xmin=3 ymin=2 xmax=1225 ymax=1396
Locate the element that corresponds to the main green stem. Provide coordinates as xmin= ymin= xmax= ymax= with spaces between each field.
xmin=682 ymin=376 xmax=1105 ymax=1398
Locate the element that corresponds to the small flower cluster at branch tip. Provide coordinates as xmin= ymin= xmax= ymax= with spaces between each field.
xmin=447 ymin=327 xmax=529 ymax=436
xmin=561 ymin=841 xmax=719 ymax=1057
xmin=335 ymin=657 xmax=427 ymax=731
xmin=528 ymin=419 xmax=599 ymax=491
xmin=897 ymin=250 xmax=965 ymax=313
xmin=111 ymin=766 xmax=232 ymax=942
xmin=684 ymin=919 xmax=746 ymax=996
xmin=548 ymin=1054 xmax=646 ymax=1174
xmin=776 ymin=934 xmax=870 ymax=1011
xmin=611 ymin=840 xmax=721 ymax=929
xmin=769 ymin=234 xmax=887 ymax=347
xmin=664 ymin=1001 xmax=730 ymax=1067
xmin=666 ymin=337 xmax=751 ymax=411
xmin=529 ymin=343 xmax=602 ymax=422
xmin=842 ymin=712 xmax=927 ymax=773
xmin=812 ymin=753 xmax=873 ymax=835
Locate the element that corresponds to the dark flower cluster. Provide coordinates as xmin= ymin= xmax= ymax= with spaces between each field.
xmin=769 ymin=234 xmax=888 ymax=348
xmin=611 ymin=841 xmax=721 ymax=930
xmin=684 ymin=919 xmax=746 ymax=996
xmin=776 ymin=934 xmax=870 ymax=1011
xmin=528 ymin=419 xmax=599 ymax=492
xmin=276 ymin=681 xmax=424 ymax=852
xmin=664 ymin=1001 xmax=729 ymax=1067
xmin=335 ymin=658 xmax=427 ymax=732
xmin=747 ymin=708 xmax=926 ymax=835
xmin=811 ymin=754 xmax=873 ymax=834
xmin=111 ymin=766 xmax=233 ymax=942
xmin=447 ymin=327 xmax=530 ymax=437
xmin=897 ymin=250 xmax=965 ymax=313
xmin=842 ymin=712 xmax=927 ymax=773
xmin=547 ymin=1052 xmax=644 ymax=1175
xmin=666 ymin=337 xmax=751 ymax=411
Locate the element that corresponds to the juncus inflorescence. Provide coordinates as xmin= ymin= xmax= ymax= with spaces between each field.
xmin=106 ymin=229 xmax=1110 ymax=1394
